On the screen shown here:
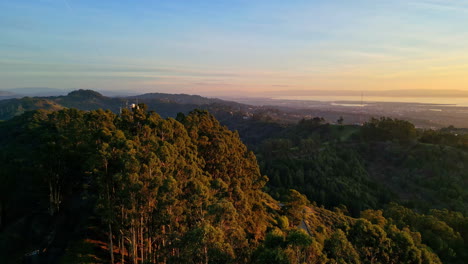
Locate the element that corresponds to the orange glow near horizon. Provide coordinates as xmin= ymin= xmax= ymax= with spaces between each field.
xmin=1 ymin=1 xmax=468 ymax=97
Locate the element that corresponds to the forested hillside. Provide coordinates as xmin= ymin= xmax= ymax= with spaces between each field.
xmin=255 ymin=117 xmax=468 ymax=264
xmin=0 ymin=90 xmax=300 ymax=147
xmin=0 ymin=90 xmax=289 ymax=125
xmin=0 ymin=106 xmax=452 ymax=263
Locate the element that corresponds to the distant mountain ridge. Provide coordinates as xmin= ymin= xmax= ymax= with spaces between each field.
xmin=131 ymin=92 xmax=224 ymax=105
xmin=3 ymin=87 xmax=71 ymax=97
xmin=0 ymin=91 xmax=18 ymax=100
xmin=0 ymin=89 xmax=249 ymax=121
xmin=0 ymin=91 xmax=14 ymax=96
xmin=1 ymin=87 xmax=142 ymax=98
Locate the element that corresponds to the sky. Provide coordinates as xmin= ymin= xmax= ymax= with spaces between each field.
xmin=1 ymin=0 xmax=468 ymax=96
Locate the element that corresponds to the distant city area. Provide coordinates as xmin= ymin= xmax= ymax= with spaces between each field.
xmin=224 ymin=96 xmax=468 ymax=129
xmin=3 ymin=88 xmax=468 ymax=129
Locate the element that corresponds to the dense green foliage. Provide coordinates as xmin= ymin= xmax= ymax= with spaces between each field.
xmin=254 ymin=117 xmax=468 ymax=263
xmin=0 ymin=107 xmax=277 ymax=263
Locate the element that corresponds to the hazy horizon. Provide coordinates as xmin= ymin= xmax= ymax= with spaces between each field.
xmin=1 ymin=0 xmax=468 ymax=97
xmin=6 ymin=87 xmax=468 ymax=101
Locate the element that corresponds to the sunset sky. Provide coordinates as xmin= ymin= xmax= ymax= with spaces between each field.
xmin=1 ymin=0 xmax=468 ymax=95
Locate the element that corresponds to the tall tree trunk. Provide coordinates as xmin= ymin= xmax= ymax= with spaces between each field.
xmin=132 ymin=224 xmax=138 ymax=264
xmin=108 ymin=223 xmax=114 ymax=264
xmin=49 ymin=181 xmax=54 ymax=216
xmin=147 ymin=237 xmax=152 ymax=263
xmin=106 ymin=180 xmax=114 ymax=264
xmin=140 ymin=217 xmax=144 ymax=264
xmin=0 ymin=200 xmax=3 ymax=230
xmin=118 ymin=234 xmax=122 ymax=263
xmin=54 ymin=182 xmax=61 ymax=214
xmin=204 ymin=245 xmax=208 ymax=264
xmin=162 ymin=225 xmax=166 ymax=264
xmin=121 ymin=234 xmax=125 ymax=264
xmin=121 ymin=206 xmax=125 ymax=264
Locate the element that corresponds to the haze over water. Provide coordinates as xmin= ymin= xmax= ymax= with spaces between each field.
xmin=273 ymin=96 xmax=468 ymax=107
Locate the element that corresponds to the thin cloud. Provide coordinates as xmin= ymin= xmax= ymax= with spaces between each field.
xmin=193 ymin=82 xmax=233 ymax=87
xmin=409 ymin=1 xmax=468 ymax=12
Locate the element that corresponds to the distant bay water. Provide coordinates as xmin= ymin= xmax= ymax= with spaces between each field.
xmin=272 ymin=96 xmax=468 ymax=107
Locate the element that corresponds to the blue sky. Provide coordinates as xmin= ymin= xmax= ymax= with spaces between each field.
xmin=1 ymin=0 xmax=468 ymax=95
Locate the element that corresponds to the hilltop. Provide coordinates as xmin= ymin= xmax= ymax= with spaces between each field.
xmin=0 ymin=89 xmax=237 ymax=120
